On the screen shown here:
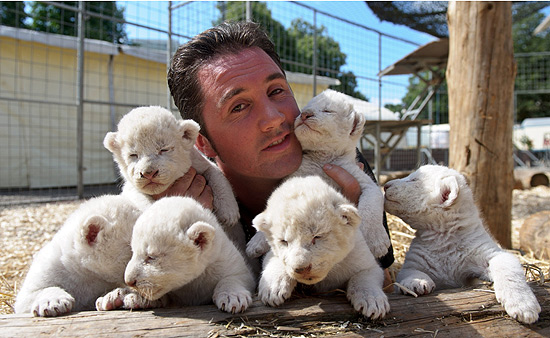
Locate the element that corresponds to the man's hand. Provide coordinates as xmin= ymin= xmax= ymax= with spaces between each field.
xmin=323 ymin=164 xmax=361 ymax=205
xmin=152 ymin=167 xmax=214 ymax=210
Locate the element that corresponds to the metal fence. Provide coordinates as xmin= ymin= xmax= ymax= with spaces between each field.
xmin=3 ymin=1 xmax=546 ymax=205
xmin=1 ymin=1 xmax=428 ymax=205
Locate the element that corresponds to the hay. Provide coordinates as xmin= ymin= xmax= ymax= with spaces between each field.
xmin=1 ymin=187 xmax=549 ymax=315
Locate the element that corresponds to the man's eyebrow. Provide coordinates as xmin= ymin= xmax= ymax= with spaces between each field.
xmin=265 ymin=72 xmax=286 ymax=83
xmin=219 ymin=87 xmax=245 ymax=109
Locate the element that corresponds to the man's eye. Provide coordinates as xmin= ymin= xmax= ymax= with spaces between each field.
xmin=129 ymin=154 xmax=138 ymax=158
xmin=231 ymin=103 xmax=246 ymax=113
xmin=269 ymin=88 xmax=283 ymax=96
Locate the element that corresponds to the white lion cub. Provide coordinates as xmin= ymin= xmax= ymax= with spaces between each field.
xmin=247 ymin=90 xmax=390 ymax=259
xmin=384 ymin=165 xmax=541 ymax=324
xmin=96 ymin=196 xmax=255 ymax=314
xmin=14 ymin=195 xmax=142 ymax=316
xmin=254 ymin=176 xmax=389 ymax=320
xmin=294 ymin=90 xmax=390 ymax=258
xmin=103 ymin=106 xmax=239 ymax=227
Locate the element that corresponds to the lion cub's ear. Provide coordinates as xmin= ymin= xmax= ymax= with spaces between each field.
xmin=337 ymin=204 xmax=360 ymax=228
xmin=103 ymin=132 xmax=120 ymax=154
xmin=437 ymin=176 xmax=459 ymax=208
xmin=185 ymin=221 xmax=215 ymax=251
xmin=350 ymin=109 xmax=365 ymax=137
xmin=80 ymin=215 xmax=110 ymax=246
xmin=252 ymin=213 xmax=272 ymax=235
xmin=178 ymin=120 xmax=200 ymax=148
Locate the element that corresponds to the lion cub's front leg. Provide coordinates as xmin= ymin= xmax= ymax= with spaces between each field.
xmin=347 ymin=266 xmax=389 ymax=320
xmin=258 ymin=252 xmax=297 ymax=307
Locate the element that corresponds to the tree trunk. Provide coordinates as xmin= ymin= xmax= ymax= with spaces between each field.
xmin=446 ymin=1 xmax=516 ymax=248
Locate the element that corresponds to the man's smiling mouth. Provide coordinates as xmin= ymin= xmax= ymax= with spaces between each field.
xmin=265 ymin=134 xmax=288 ymax=149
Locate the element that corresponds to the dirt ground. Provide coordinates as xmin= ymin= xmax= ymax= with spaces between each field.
xmin=1 ymin=186 xmax=549 ymax=315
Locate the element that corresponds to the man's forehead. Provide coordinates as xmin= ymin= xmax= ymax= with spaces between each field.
xmin=198 ymin=48 xmax=287 ymax=107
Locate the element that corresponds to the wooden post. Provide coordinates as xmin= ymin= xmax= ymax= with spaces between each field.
xmin=446 ymin=1 xmax=516 ymax=248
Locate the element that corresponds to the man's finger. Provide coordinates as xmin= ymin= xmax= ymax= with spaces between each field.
xmin=152 ymin=167 xmax=197 ymax=200
xmin=323 ymin=163 xmax=361 ymax=204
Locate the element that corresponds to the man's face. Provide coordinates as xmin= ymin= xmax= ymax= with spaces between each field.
xmin=196 ymin=47 xmax=302 ymax=182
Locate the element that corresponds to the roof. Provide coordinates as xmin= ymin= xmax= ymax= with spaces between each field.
xmin=521 ymin=117 xmax=550 ymax=128
xmin=286 ymin=71 xmax=340 ymax=86
xmin=1 ymin=25 xmax=341 ymax=86
xmin=378 ymin=38 xmax=449 ymax=76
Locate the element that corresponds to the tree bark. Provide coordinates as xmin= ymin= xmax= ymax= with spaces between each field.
xmin=446 ymin=1 xmax=516 ymax=248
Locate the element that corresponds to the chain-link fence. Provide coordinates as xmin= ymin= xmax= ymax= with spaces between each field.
xmin=1 ymin=1 xmax=428 ymax=204
xmin=3 ymin=2 xmax=546 ymax=205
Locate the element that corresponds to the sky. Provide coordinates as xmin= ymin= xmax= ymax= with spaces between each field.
xmin=118 ymin=1 xmax=438 ymax=108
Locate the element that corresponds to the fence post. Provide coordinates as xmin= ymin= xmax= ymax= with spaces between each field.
xmin=76 ymin=1 xmax=85 ymax=199
xmin=313 ymin=9 xmax=317 ymax=97
xmin=167 ymin=2 xmax=173 ymax=110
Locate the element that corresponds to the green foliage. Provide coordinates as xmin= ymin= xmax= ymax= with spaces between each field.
xmin=28 ymin=1 xmax=127 ymax=43
xmin=0 ymin=1 xmax=28 ymax=28
xmin=215 ymin=1 xmax=368 ymax=101
xmin=520 ymin=135 xmax=534 ymax=150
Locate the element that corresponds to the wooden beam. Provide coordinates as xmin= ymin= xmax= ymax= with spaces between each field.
xmin=1 ymin=284 xmax=548 ymax=337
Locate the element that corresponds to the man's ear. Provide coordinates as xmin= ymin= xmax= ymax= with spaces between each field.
xmin=196 ymin=133 xmax=218 ymax=158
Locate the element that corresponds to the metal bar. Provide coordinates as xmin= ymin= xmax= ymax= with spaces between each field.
xmin=167 ymin=1 xmax=173 ymax=110
xmin=246 ymin=1 xmax=252 ymax=21
xmin=291 ymin=1 xmax=419 ymax=47
xmin=76 ymin=1 xmax=85 ymax=199
xmin=313 ymin=9 xmax=317 ymax=96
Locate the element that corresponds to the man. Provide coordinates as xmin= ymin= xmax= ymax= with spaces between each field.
xmin=164 ymin=21 xmax=394 ymax=286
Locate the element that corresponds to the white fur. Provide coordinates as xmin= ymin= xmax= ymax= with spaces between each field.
xmin=247 ymin=90 xmax=389 ymax=259
xmin=103 ymin=106 xmax=239 ymax=228
xmin=385 ymin=165 xmax=541 ymax=324
xmin=254 ymin=176 xmax=389 ymax=319
xmin=96 ymin=197 xmax=255 ymax=314
xmin=14 ymin=195 xmax=142 ymax=316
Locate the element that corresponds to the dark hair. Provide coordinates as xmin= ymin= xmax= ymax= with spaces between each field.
xmin=167 ymin=21 xmax=284 ymax=138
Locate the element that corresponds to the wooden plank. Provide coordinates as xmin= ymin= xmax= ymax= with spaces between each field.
xmin=1 ymin=284 xmax=548 ymax=337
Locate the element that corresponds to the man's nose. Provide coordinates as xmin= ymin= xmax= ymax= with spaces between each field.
xmin=259 ymin=101 xmax=286 ymax=132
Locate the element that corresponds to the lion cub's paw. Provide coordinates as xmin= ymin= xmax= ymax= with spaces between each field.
xmin=399 ymin=277 xmax=435 ymax=296
xmin=348 ymin=288 xmax=389 ymax=320
xmin=365 ymin=233 xmax=391 ymax=259
xmin=32 ymin=287 xmax=75 ymax=317
xmin=258 ymin=274 xmax=296 ymax=307
xmin=246 ymin=232 xmax=270 ymax=258
xmin=495 ymin=288 xmax=541 ymax=324
xmin=96 ymin=287 xmax=166 ymax=311
xmin=214 ymin=289 xmax=252 ymax=313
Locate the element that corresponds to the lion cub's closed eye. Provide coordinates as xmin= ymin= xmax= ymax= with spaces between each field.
xmin=384 ymin=165 xmax=541 ymax=324
xmin=103 ymin=106 xmax=240 ymax=229
xmin=254 ymin=176 xmax=390 ymax=320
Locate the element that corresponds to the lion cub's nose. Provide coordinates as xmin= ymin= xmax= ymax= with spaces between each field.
xmin=141 ymin=170 xmax=159 ymax=180
xmin=126 ymin=279 xmax=136 ymax=287
xmin=295 ymin=264 xmax=312 ymax=275
xmin=300 ymin=112 xmax=314 ymax=121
